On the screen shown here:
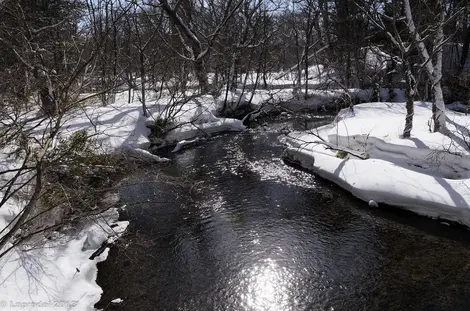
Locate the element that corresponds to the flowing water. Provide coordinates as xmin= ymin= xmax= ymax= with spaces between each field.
xmin=97 ymin=117 xmax=470 ymax=311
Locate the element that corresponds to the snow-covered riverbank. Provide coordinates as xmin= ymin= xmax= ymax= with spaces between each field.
xmin=0 ymin=92 xmax=247 ymax=310
xmin=0 ymin=208 xmax=128 ymax=311
xmin=2 ymin=92 xmax=461 ymax=310
xmin=283 ymin=102 xmax=470 ymax=227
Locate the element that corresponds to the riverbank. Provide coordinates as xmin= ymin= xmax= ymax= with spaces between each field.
xmin=0 ymin=91 xmax=246 ymax=311
xmin=283 ymin=101 xmax=470 ymax=227
xmin=1 ymin=92 xmax=457 ymax=310
xmin=96 ymin=127 xmax=470 ymax=311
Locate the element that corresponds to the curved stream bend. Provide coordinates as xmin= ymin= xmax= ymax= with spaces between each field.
xmin=96 ymin=121 xmax=470 ymax=311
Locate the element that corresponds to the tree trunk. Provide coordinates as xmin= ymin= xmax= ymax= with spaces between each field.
xmin=262 ymin=53 xmax=268 ymax=89
xmin=403 ymin=59 xmax=416 ymax=138
xmin=214 ymin=66 xmax=219 ymax=92
xmin=404 ymin=0 xmax=446 ymax=132
xmin=0 ymin=164 xmax=43 ymax=258
xmin=140 ymin=51 xmax=147 ymax=117
xmin=127 ymin=72 xmax=134 ymax=104
xmin=194 ymin=58 xmax=208 ymax=94
xmin=459 ymin=3 xmax=469 ymax=72
xmin=346 ymin=52 xmax=351 ymax=88
xmin=40 ymin=87 xmax=56 ymax=116
xmin=231 ymin=52 xmax=238 ymax=90
xmin=304 ymin=40 xmax=309 ymax=98
xmin=459 ymin=26 xmax=470 ymax=72
xmin=431 ymin=3 xmax=446 ymax=131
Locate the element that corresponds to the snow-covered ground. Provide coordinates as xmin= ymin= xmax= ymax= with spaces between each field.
xmin=0 ymin=91 xmax=249 ymax=310
xmin=283 ymin=102 xmax=470 ymax=227
xmin=0 ymin=67 xmax=415 ymax=310
xmin=40 ymin=92 xmax=245 ymax=156
xmin=0 ymin=100 xmax=140 ymax=310
xmin=155 ymin=94 xmax=245 ymax=146
xmin=0 ymin=208 xmax=128 ymax=311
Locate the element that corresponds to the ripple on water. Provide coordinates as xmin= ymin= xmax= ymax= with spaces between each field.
xmin=96 ymin=128 xmax=470 ymax=311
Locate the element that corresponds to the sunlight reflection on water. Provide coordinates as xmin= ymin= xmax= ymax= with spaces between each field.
xmin=239 ymin=258 xmax=293 ymax=311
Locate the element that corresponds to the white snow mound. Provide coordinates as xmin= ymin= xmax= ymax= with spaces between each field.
xmin=283 ymin=102 xmax=470 ymax=227
xmin=0 ymin=208 xmax=128 ymax=311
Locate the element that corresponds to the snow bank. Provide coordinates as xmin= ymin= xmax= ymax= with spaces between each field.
xmin=214 ymin=89 xmax=294 ymax=114
xmin=280 ymin=88 xmax=405 ymax=111
xmin=283 ymin=102 xmax=470 ymax=227
xmin=172 ymin=137 xmax=205 ymax=152
xmin=150 ymin=97 xmax=246 ymax=147
xmin=164 ymin=118 xmax=245 ymax=145
xmin=153 ymin=86 xmax=405 ymax=147
xmin=0 ymin=208 xmax=128 ymax=311
xmin=0 ymin=94 xmax=243 ymax=311
xmin=446 ymin=102 xmax=470 ymax=113
xmin=0 ymin=93 xmax=159 ymax=311
xmin=57 ymin=98 xmax=169 ymax=162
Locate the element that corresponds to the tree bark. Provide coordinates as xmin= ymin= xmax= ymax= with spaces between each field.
xmin=140 ymin=51 xmax=147 ymax=117
xmin=459 ymin=2 xmax=469 ymax=72
xmin=404 ymin=0 xmax=446 ymax=132
xmin=459 ymin=25 xmax=470 ymax=72
xmin=194 ymin=58 xmax=208 ymax=94
xmin=431 ymin=2 xmax=446 ymax=131
xmin=403 ymin=59 xmax=416 ymax=138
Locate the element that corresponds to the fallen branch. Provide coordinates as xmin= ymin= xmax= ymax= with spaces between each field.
xmin=313 ymin=140 xmax=370 ymax=159
xmin=290 ymin=133 xmax=370 ymax=159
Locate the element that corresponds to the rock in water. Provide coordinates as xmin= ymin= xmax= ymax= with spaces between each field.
xmin=368 ymin=200 xmax=378 ymax=208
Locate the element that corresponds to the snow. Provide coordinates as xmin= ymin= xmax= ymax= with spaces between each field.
xmin=111 ymin=298 xmax=123 ymax=304
xmin=146 ymin=94 xmax=246 ymax=147
xmin=172 ymin=137 xmax=204 ymax=152
xmin=363 ymin=46 xmax=393 ymax=71
xmin=283 ymin=101 xmax=470 ymax=227
xmin=274 ymin=88 xmax=405 ymax=112
xmin=54 ymin=97 xmax=170 ymax=162
xmin=0 ymin=90 xmax=249 ymax=311
xmin=0 ymin=94 xmax=157 ymax=310
xmin=24 ymin=91 xmax=248 ymax=158
xmin=0 ymin=65 xmax=435 ymax=311
xmin=212 ymin=86 xmax=406 ymax=116
xmin=446 ymin=102 xmax=470 ymax=113
xmin=164 ymin=117 xmax=245 ymax=145
xmin=0 ymin=208 xmax=128 ymax=311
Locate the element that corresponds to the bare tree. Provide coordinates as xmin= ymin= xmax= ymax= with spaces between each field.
xmin=151 ymin=0 xmax=243 ymax=94
xmin=404 ymin=0 xmax=446 ymax=132
xmin=357 ymin=1 xmax=417 ymax=138
xmin=0 ymin=0 xmax=131 ymax=258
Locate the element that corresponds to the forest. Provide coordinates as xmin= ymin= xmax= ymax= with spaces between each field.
xmin=1 ymin=1 xmax=470 ymax=310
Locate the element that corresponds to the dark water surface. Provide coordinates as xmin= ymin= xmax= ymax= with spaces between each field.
xmin=97 ymin=122 xmax=470 ymax=311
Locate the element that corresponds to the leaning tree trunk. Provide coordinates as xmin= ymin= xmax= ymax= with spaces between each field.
xmin=0 ymin=164 xmax=43 ymax=258
xmin=40 ymin=87 xmax=56 ymax=116
xmin=404 ymin=0 xmax=446 ymax=132
xmin=431 ymin=4 xmax=446 ymax=132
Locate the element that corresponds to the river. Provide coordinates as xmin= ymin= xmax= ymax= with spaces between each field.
xmin=96 ymin=115 xmax=470 ymax=311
